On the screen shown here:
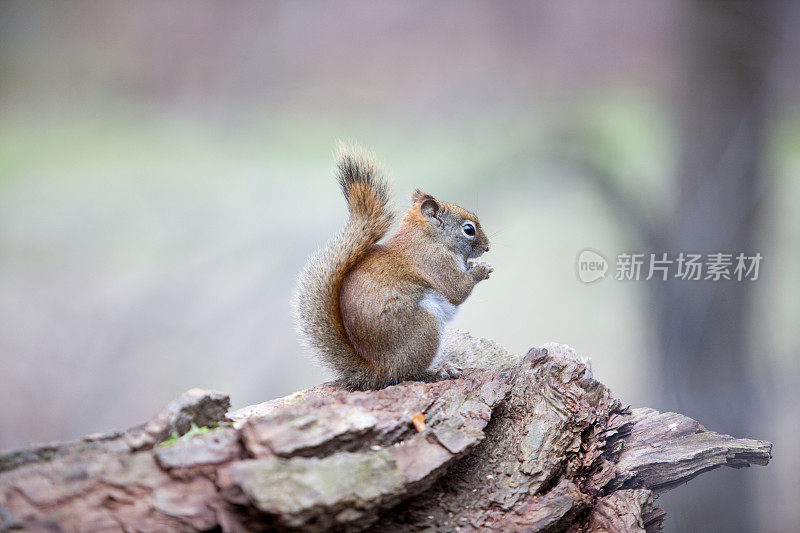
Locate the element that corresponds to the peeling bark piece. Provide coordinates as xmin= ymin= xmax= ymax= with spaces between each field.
xmin=386 ymin=433 xmax=454 ymax=486
xmin=218 ymin=452 xmax=407 ymax=531
xmin=151 ymin=477 xmax=220 ymax=530
xmin=576 ymin=489 xmax=664 ymax=533
xmin=241 ymin=404 xmax=378 ymax=458
xmin=443 ymin=328 xmax=522 ymax=372
xmin=0 ymin=449 xmax=219 ymax=531
xmin=155 ymin=427 xmax=243 ymax=469
xmin=609 ymin=408 xmax=773 ymax=494
xmin=430 ymin=422 xmax=483 ymax=454
xmin=0 ymin=435 xmax=129 ymax=474
xmin=125 ymin=388 xmax=231 ymax=451
xmin=228 ymin=381 xmax=437 ymax=427
xmin=491 ymin=479 xmax=590 ymax=533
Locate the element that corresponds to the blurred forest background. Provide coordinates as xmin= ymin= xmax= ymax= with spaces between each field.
xmin=1 ymin=2 xmax=799 ymax=531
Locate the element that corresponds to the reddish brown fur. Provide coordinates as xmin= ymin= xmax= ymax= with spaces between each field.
xmin=295 ymin=145 xmax=490 ymax=390
xmin=339 ymin=193 xmax=491 ymax=387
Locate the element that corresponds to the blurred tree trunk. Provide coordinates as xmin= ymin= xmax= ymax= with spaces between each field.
xmin=650 ymin=1 xmax=778 ymax=531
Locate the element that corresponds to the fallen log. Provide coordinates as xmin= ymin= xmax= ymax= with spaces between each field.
xmin=0 ymin=332 xmax=771 ymax=532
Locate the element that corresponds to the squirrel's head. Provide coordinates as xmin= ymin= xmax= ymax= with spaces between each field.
xmin=410 ymin=189 xmax=490 ymax=260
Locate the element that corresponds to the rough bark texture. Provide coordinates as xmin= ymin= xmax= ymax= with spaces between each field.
xmin=0 ymin=332 xmax=771 ymax=532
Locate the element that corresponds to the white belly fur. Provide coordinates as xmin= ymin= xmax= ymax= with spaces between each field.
xmin=419 ymin=290 xmax=458 ymax=370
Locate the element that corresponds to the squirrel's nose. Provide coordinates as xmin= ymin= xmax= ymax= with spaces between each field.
xmin=485 ymin=245 xmax=490 ymax=252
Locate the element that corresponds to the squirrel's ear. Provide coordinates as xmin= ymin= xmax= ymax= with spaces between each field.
xmin=419 ymin=195 xmax=440 ymax=219
xmin=413 ymin=189 xmax=441 ymax=220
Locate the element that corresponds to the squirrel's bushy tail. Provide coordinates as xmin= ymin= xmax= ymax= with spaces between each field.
xmin=293 ymin=144 xmax=394 ymax=387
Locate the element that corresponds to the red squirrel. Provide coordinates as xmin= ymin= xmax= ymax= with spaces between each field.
xmin=294 ymin=145 xmax=491 ymax=389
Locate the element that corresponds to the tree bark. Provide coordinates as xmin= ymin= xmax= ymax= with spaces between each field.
xmin=0 ymin=333 xmax=771 ymax=532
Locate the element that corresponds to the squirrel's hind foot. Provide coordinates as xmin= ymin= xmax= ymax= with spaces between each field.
xmin=422 ymin=362 xmax=463 ymax=382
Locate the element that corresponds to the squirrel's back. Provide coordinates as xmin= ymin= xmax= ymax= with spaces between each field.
xmin=292 ymin=145 xmax=394 ymax=388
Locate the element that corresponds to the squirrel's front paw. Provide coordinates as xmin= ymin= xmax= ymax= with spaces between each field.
xmin=470 ymin=262 xmax=493 ymax=281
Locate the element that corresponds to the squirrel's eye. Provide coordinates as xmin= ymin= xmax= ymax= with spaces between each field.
xmin=462 ymin=223 xmax=476 ymax=237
